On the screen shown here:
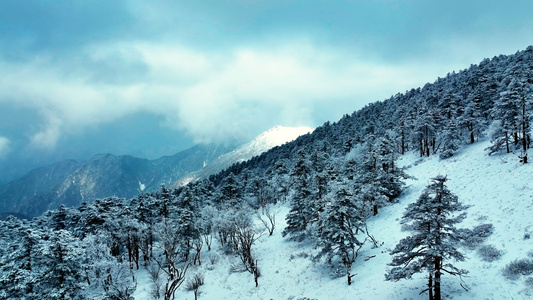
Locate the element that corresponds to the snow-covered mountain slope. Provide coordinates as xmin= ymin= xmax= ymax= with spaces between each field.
xmin=176 ymin=125 xmax=314 ymax=186
xmin=0 ymin=143 xmax=237 ymax=217
xmin=135 ymin=138 xmax=532 ymax=299
xmin=0 ymin=126 xmax=312 ymax=217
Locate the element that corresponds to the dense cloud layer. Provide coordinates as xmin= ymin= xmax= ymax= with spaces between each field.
xmin=1 ymin=0 xmax=533 ymax=168
xmin=0 ymin=41 xmax=458 ymax=148
xmin=0 ymin=137 xmax=9 ymax=158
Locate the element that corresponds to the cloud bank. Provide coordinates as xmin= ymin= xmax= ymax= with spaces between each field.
xmin=0 ymin=41 xmax=458 ymax=147
xmin=1 ymin=0 xmax=533 ymax=151
xmin=0 ymin=136 xmax=9 ymax=158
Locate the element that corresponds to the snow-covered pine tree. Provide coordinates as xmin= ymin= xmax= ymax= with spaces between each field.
xmin=0 ymin=218 xmax=41 ymax=298
xmin=218 ymin=172 xmax=241 ymax=208
xmin=176 ymin=186 xmax=200 ymax=262
xmin=84 ymin=233 xmax=136 ymax=300
xmin=489 ymin=63 xmax=531 ymax=159
xmin=375 ymin=130 xmax=406 ymax=201
xmin=283 ymin=149 xmax=314 ymax=241
xmin=385 ymin=176 xmax=468 ymax=300
xmin=132 ymin=194 xmax=155 ymax=265
xmin=460 ymin=90 xmax=486 ymax=144
xmin=36 ymin=229 xmax=89 ymax=300
xmin=316 ymin=185 xmax=365 ymax=285
xmin=439 ymin=118 xmax=461 ymax=159
xmin=159 ymin=184 xmax=172 ymax=219
xmin=120 ymin=207 xmax=141 ymax=270
xmin=356 ymin=136 xmax=390 ymax=216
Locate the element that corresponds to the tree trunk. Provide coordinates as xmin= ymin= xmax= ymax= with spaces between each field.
xmin=467 ymin=122 xmax=475 ymax=144
xmin=522 ymin=98 xmax=528 ymax=163
xmin=505 ymin=132 xmax=510 ymax=153
xmin=253 ymin=260 xmax=260 ymax=287
xmin=401 ymin=128 xmax=405 ymax=155
xmin=428 ymin=273 xmax=434 ymax=300
xmin=434 ymin=257 xmax=442 ymax=300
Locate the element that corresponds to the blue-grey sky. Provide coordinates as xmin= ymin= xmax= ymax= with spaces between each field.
xmin=1 ymin=0 xmax=533 ymax=181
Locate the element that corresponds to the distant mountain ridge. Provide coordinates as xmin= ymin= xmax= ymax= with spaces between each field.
xmin=0 ymin=126 xmax=313 ymax=217
xmin=0 ymin=143 xmax=237 ymax=217
xmin=176 ymin=125 xmax=314 ymax=186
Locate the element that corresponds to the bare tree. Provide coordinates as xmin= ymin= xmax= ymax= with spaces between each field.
xmin=193 ymin=238 xmax=203 ymax=266
xmin=101 ymin=262 xmax=137 ymax=300
xmin=199 ymin=206 xmax=216 ymax=251
xmin=156 ymin=259 xmax=189 ymax=300
xmin=154 ymin=218 xmax=190 ymax=300
xmin=235 ymin=225 xmax=264 ymax=287
xmin=185 ymin=273 xmax=205 ymax=300
xmin=147 ymin=262 xmax=163 ymax=300
xmin=258 ymin=205 xmax=276 ymax=236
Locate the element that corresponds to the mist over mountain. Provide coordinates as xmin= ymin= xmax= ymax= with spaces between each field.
xmin=0 ymin=111 xmax=197 ymax=185
xmin=0 ymin=143 xmax=235 ymax=217
xmin=176 ymin=125 xmax=314 ymax=186
xmin=0 ymin=126 xmax=312 ymax=218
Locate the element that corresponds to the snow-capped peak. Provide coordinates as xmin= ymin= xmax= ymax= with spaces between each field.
xmin=175 ymin=125 xmax=314 ymax=186
xmin=214 ymin=125 xmax=314 ymax=166
xmin=245 ymin=125 xmax=315 ymax=154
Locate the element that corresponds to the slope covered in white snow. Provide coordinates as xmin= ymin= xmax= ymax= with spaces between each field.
xmin=217 ymin=125 xmax=314 ymax=165
xmin=135 ymin=138 xmax=533 ymax=299
xmin=177 ymin=126 xmax=314 ymax=186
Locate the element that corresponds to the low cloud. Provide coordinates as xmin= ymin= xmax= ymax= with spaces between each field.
xmin=0 ymin=40 xmax=484 ymax=149
xmin=30 ymin=112 xmax=62 ymax=150
xmin=0 ymin=136 xmax=10 ymax=158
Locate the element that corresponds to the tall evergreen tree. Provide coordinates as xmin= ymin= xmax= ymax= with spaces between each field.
xmin=439 ymin=119 xmax=461 ymax=159
xmin=176 ymin=187 xmax=200 ymax=261
xmin=283 ymin=149 xmax=313 ymax=241
xmin=386 ymin=176 xmax=468 ymax=300
xmin=218 ymin=172 xmax=241 ymax=208
xmin=36 ymin=230 xmax=89 ymax=300
xmin=0 ymin=218 xmax=41 ymax=298
xmin=411 ymin=106 xmax=437 ymax=157
xmin=316 ymin=185 xmax=366 ymax=285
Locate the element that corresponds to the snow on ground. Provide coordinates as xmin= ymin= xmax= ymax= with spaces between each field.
xmin=134 ymin=138 xmax=533 ymax=299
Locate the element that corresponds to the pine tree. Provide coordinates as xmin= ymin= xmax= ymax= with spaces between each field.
xmin=176 ymin=187 xmax=200 ymax=262
xmin=157 ymin=185 xmax=173 ymax=220
xmin=36 ymin=229 xmax=89 ymax=300
xmin=375 ymin=131 xmax=406 ymax=201
xmin=385 ymin=176 xmax=468 ymax=300
xmin=283 ymin=149 xmax=313 ymax=241
xmin=282 ymin=178 xmax=313 ymax=241
xmin=316 ymin=185 xmax=366 ymax=285
xmin=356 ymin=134 xmax=404 ymax=216
xmin=489 ymin=63 xmax=531 ymax=159
xmin=218 ymin=172 xmax=241 ymax=208
xmin=84 ymin=233 xmax=136 ymax=300
xmin=0 ymin=218 xmax=41 ymax=298
xmin=439 ymin=119 xmax=461 ymax=159
xmin=460 ymin=90 xmax=486 ymax=144
xmin=412 ymin=105 xmax=438 ymax=157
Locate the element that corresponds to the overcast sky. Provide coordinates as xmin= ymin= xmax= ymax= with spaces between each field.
xmin=1 ymin=0 xmax=533 ymax=179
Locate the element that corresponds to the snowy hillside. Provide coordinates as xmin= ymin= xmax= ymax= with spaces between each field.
xmin=177 ymin=126 xmax=314 ymax=186
xmin=135 ymin=138 xmax=532 ymax=299
xmin=0 ymin=143 xmax=237 ymax=217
